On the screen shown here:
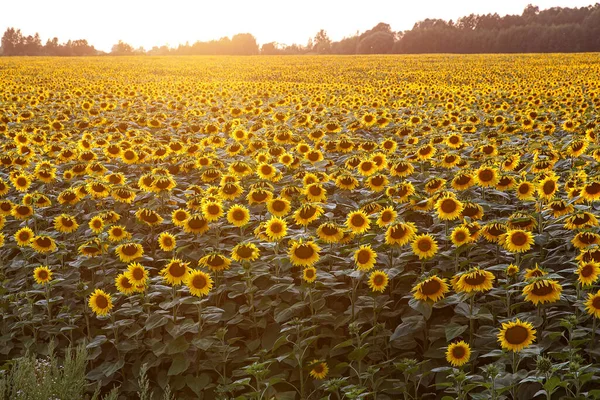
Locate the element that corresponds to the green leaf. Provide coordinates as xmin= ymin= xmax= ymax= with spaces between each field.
xmin=145 ymin=314 xmax=168 ymax=331
xmin=168 ymin=354 xmax=189 ymax=376
xmin=165 ymin=336 xmax=190 ymax=355
xmin=445 ymin=323 xmax=468 ymax=341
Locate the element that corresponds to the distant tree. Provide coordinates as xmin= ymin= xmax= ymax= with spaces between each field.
xmin=231 ymin=33 xmax=259 ymax=55
xmin=357 ymin=31 xmax=394 ymax=54
xmin=1 ymin=27 xmax=23 ymax=55
xmin=313 ymin=29 xmax=331 ymax=54
xmin=261 ymin=42 xmax=279 ymax=55
xmin=111 ymin=40 xmax=134 ymax=55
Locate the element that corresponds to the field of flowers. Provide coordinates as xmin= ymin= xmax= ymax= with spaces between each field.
xmin=1 ymin=54 xmax=600 ymax=399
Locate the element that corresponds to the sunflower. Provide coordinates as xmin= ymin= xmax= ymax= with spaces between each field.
xmin=316 ymin=222 xmax=342 ymax=243
xmin=15 ymin=226 xmax=35 ymax=246
xmin=424 ymin=178 xmax=446 ymax=194
xmin=267 ymin=197 xmax=291 ymax=217
xmin=522 ymin=278 xmax=562 ymax=305
xmin=199 ymin=253 xmax=231 ymax=272
xmin=183 ymin=214 xmax=210 ymax=235
xmin=335 ymin=174 xmax=360 ymax=190
xmin=232 ymin=242 xmax=260 ymax=262
xmin=53 ymin=214 xmax=79 ymax=234
xmin=390 ymin=161 xmax=415 ymax=178
xmin=411 ymin=234 xmax=438 ymax=260
xmin=385 ymin=222 xmax=417 ymax=246
xmin=576 ymin=261 xmax=600 ymax=287
xmin=498 ymin=319 xmax=536 ymax=352
xmin=346 ymin=210 xmax=370 ymax=234
xmin=368 ymin=270 xmax=389 ymax=293
xmin=124 ymin=262 xmax=149 ymax=287
xmin=500 ymin=229 xmax=534 ymax=253
xmin=89 ymin=216 xmax=104 ymax=234
xmin=451 ymin=173 xmax=475 ymax=191
xmin=565 ymin=212 xmax=599 ymax=230
xmin=309 ymin=361 xmax=329 ymax=380
xmin=581 ymin=181 xmax=600 ymax=202
xmin=202 ymin=201 xmax=224 ymax=222
xmin=537 ymin=176 xmax=558 ymax=200
xmin=33 ymin=266 xmax=52 ymax=285
xmin=160 ymin=258 xmax=191 ymax=286
xmin=476 ymin=166 xmax=499 ymax=187
xmin=435 ymin=196 xmax=464 ymax=221
xmin=481 ymin=222 xmax=506 ymax=243
xmin=115 ymin=273 xmax=136 ymax=295
xmin=247 ymin=188 xmax=273 ymax=205
xmin=12 ymin=204 xmax=33 ymax=220
xmin=455 ymin=268 xmax=495 ymax=293
xmin=293 ymin=203 xmax=324 ymax=226
xmin=294 ymin=266 xmax=315 ymax=286
xmin=506 ymin=264 xmax=520 ymax=278
xmin=516 ymin=181 xmax=536 ymax=201
xmin=227 ymin=205 xmax=251 ymax=227
xmin=0 ymin=200 xmax=13 ymax=216
xmin=88 ymin=289 xmax=113 ymax=317
xmin=12 ymin=174 xmax=31 ymax=192
xmin=158 ymin=232 xmax=177 ymax=252
xmin=412 ymin=276 xmax=449 ymax=302
xmin=186 ymin=270 xmax=213 ymax=297
xmin=354 ymin=245 xmax=377 ymax=271
xmin=136 ymin=208 xmax=163 ymax=226
xmin=446 ymin=341 xmax=471 ymax=367
xmin=377 ymin=206 xmax=397 ymax=228
xmin=365 ymin=174 xmax=389 ymax=192
xmin=264 ymin=216 xmax=287 ymax=241
xmin=108 ymin=225 xmax=131 ymax=242
xmin=304 ymin=183 xmax=327 ymax=203
xmin=30 ymin=236 xmax=57 ymax=253
xmin=585 ymin=290 xmax=600 ymax=318
xmin=289 ymin=240 xmax=321 ymax=267
xmin=572 ymin=231 xmax=600 ymax=249
xmin=450 ymin=226 xmax=473 ymax=247
xmin=115 ymin=242 xmax=144 ymax=263
xmin=78 ymin=239 xmax=106 ymax=257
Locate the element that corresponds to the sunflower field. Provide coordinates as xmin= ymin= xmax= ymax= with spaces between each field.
xmin=1 ymin=54 xmax=600 ymax=399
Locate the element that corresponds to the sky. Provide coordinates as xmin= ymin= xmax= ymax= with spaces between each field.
xmin=0 ymin=0 xmax=595 ymax=52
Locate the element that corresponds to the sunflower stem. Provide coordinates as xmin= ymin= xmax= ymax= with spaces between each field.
xmin=45 ymin=283 xmax=52 ymax=321
xmin=172 ymin=285 xmax=177 ymax=322
xmin=469 ymin=294 xmax=475 ymax=343
xmin=591 ymin=317 xmax=597 ymax=359
xmin=197 ymin=302 xmax=203 ymax=335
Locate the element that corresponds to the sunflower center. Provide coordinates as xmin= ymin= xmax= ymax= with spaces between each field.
xmin=455 ymin=175 xmax=471 ymax=185
xmin=120 ymin=277 xmax=133 ymax=288
xmin=586 ymin=182 xmax=600 ymax=195
xmin=207 ymin=205 xmax=220 ymax=215
xmin=38 ymin=270 xmax=48 ymax=279
xmin=463 ymin=272 xmax=487 ymax=286
xmin=479 ymin=169 xmax=494 ymax=182
xmin=510 ymin=232 xmax=528 ymax=246
xmin=309 ymin=186 xmax=322 ymax=196
xmin=163 ymin=237 xmax=173 ymax=246
xmin=455 ymin=231 xmax=467 ymax=241
xmin=421 ymin=279 xmax=441 ymax=295
xmin=593 ymin=296 xmax=600 ymax=309
xmin=208 ymin=255 xmax=224 ymax=266
xmin=232 ymin=209 xmax=246 ymax=220
xmin=270 ymin=222 xmax=283 ymax=233
xmin=531 ymin=282 xmax=555 ymax=296
xmin=440 ymin=199 xmax=457 ymax=214
xmin=305 ymin=269 xmax=315 ymax=278
xmin=133 ymin=268 xmax=144 ymax=280
xmin=192 ymin=275 xmax=207 ymax=289
xmin=122 ymin=244 xmax=139 ymax=256
xmin=295 ymin=244 xmax=315 ymax=259
xmin=351 ymin=214 xmax=366 ymax=227
xmin=169 ymin=262 xmax=187 ymax=277
xmin=357 ymin=250 xmax=371 ymax=264
xmin=371 ymin=176 xmax=384 ymax=186
xmin=95 ymin=295 xmax=109 ymax=309
xmin=37 ymin=237 xmax=51 ymax=247
xmin=313 ymin=364 xmax=324 ymax=373
xmin=518 ymin=184 xmax=530 ymax=194
xmin=581 ymin=264 xmax=594 ymax=277
xmin=373 ymin=274 xmax=385 ymax=286
xmin=541 ymin=181 xmax=555 ymax=195
xmin=505 ymin=325 xmax=529 ymax=345
xmin=252 ymin=191 xmax=268 ymax=202
xmin=573 ymin=214 xmax=590 ymax=225
xmin=299 ymin=207 xmax=317 ymax=219
xmin=417 ymin=239 xmax=432 ymax=252
xmin=188 ymin=217 xmax=207 ymax=230
xmin=236 ymin=245 xmax=254 ymax=258
xmin=381 ymin=212 xmax=392 ymax=222
xmin=451 ymin=346 xmax=466 ymax=359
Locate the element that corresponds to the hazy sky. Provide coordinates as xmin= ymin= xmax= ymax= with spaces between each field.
xmin=0 ymin=0 xmax=595 ymax=52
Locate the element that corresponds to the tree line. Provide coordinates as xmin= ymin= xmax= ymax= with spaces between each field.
xmin=2 ymin=3 xmax=600 ymax=56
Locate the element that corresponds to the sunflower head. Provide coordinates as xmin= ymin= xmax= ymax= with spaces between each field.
xmin=289 ymin=240 xmax=321 ymax=267
xmin=368 ymin=270 xmax=389 ymax=293
xmin=88 ymin=289 xmax=113 ymax=317
xmin=411 ymin=234 xmax=438 ymax=260
xmin=33 ymin=266 xmax=53 ymax=285
xmin=446 ymin=341 xmax=471 ymax=367
xmin=303 ymin=266 xmax=317 ymax=283
xmin=497 ymin=319 xmax=536 ymax=352
xmin=412 ymin=275 xmax=449 ymax=303
xmin=186 ymin=270 xmax=213 ymax=297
